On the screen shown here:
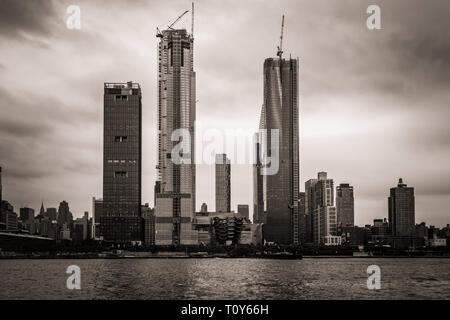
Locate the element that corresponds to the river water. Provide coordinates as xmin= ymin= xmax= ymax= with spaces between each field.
xmin=0 ymin=258 xmax=449 ymax=299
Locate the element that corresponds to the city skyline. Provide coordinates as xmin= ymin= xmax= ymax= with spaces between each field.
xmin=0 ymin=0 xmax=450 ymax=227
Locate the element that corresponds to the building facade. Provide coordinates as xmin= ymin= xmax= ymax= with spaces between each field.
xmin=252 ymin=132 xmax=265 ymax=224
xmin=215 ymin=154 xmax=231 ymax=213
xmin=259 ymin=56 xmax=299 ymax=245
xmin=237 ymin=204 xmax=249 ymax=221
xmin=388 ymin=178 xmax=415 ymax=237
xmin=304 ymin=178 xmax=318 ymax=243
xmin=308 ymin=172 xmax=336 ymax=245
xmin=155 ymin=27 xmax=198 ymax=245
xmin=142 ymin=204 xmax=155 ymax=246
xmin=57 ymin=201 xmax=73 ymax=227
xmin=101 ymin=82 xmax=142 ymax=243
xmin=336 ymin=183 xmax=354 ymax=228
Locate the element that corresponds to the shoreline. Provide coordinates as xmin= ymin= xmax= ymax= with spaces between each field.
xmin=1 ymin=255 xmax=450 ymax=260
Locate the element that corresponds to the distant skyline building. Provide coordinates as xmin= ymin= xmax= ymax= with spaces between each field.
xmin=237 ymin=204 xmax=249 ymax=221
xmin=215 ymin=154 xmax=231 ymax=213
xmin=309 ymin=172 xmax=336 ymax=244
xmin=258 ymin=54 xmax=300 ymax=245
xmin=336 ymin=183 xmax=354 ymax=227
xmin=57 ymin=200 xmax=73 ymax=227
xmin=252 ymin=132 xmax=265 ymax=224
xmin=101 ymin=81 xmax=142 ymax=243
xmin=19 ymin=207 xmax=34 ymax=224
xmin=298 ymin=192 xmax=306 ymax=243
xmin=388 ymin=178 xmax=415 ymax=236
xmin=154 ymin=23 xmax=198 ymax=245
xmin=142 ymin=204 xmax=155 ymax=245
xmin=46 ymin=207 xmax=57 ymax=221
xmin=304 ymin=178 xmax=318 ymax=243
xmin=92 ymin=197 xmax=103 ymax=240
xmin=39 ymin=202 xmax=45 ymax=217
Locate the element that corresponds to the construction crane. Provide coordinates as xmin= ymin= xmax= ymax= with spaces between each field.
xmin=276 ymin=15 xmax=285 ymax=58
xmin=157 ymin=9 xmax=190 ymax=37
xmin=168 ymin=10 xmax=189 ymax=29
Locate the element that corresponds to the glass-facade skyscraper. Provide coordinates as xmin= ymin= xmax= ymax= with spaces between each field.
xmin=336 ymin=183 xmax=354 ymax=227
xmin=215 ymin=154 xmax=230 ymax=213
xmin=388 ymin=178 xmax=415 ymax=236
xmin=155 ymin=27 xmax=198 ymax=245
xmin=101 ymin=82 xmax=142 ymax=243
xmin=258 ymin=57 xmax=300 ymax=245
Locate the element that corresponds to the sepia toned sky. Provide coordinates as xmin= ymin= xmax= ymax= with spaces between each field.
xmin=0 ymin=0 xmax=449 ymax=226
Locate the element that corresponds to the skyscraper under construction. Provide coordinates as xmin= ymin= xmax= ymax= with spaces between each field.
xmin=256 ymin=16 xmax=300 ymax=244
xmin=154 ymin=8 xmax=198 ymax=245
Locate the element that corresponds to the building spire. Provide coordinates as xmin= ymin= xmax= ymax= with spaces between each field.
xmin=40 ymin=201 xmax=45 ymax=215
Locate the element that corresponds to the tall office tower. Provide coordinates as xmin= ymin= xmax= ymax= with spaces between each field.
xmin=304 ymin=179 xmax=318 ymax=243
xmin=298 ymin=192 xmax=306 ymax=243
xmin=388 ymin=178 xmax=415 ymax=236
xmin=253 ymin=132 xmax=265 ymax=224
xmin=259 ymin=47 xmax=299 ymax=244
xmin=237 ymin=204 xmax=250 ymax=221
xmin=46 ymin=207 xmax=57 ymax=220
xmin=142 ymin=204 xmax=155 ymax=245
xmin=19 ymin=207 xmax=35 ymax=224
xmin=155 ymin=21 xmax=198 ymax=245
xmin=57 ymin=201 xmax=73 ymax=227
xmin=336 ymin=183 xmax=354 ymax=228
xmin=312 ymin=172 xmax=335 ymax=244
xmin=92 ymin=197 xmax=103 ymax=240
xmin=101 ymin=82 xmax=142 ymax=243
xmin=215 ymin=154 xmax=231 ymax=213
xmin=317 ymin=206 xmax=337 ymax=243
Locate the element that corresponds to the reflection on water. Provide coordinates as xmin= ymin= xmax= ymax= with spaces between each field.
xmin=0 ymin=258 xmax=449 ymax=299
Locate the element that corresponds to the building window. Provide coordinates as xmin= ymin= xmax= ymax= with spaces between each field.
xmin=114 ymin=136 xmax=128 ymax=142
xmin=114 ymin=171 xmax=128 ymax=178
xmin=115 ymin=95 xmax=128 ymax=101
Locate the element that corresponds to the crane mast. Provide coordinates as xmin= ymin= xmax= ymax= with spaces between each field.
xmin=277 ymin=15 xmax=285 ymax=58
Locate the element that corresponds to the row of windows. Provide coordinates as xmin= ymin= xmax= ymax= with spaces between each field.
xmin=115 ymin=95 xmax=129 ymax=101
xmin=114 ymin=136 xmax=127 ymax=142
xmin=114 ymin=171 xmax=128 ymax=178
xmin=107 ymin=160 xmax=138 ymax=165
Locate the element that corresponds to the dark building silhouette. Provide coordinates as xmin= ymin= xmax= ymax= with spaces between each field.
xmin=304 ymin=178 xmax=318 ymax=243
xmin=45 ymin=207 xmax=57 ymax=221
xmin=252 ymin=132 xmax=265 ymax=224
xmin=142 ymin=204 xmax=155 ymax=246
xmin=1 ymin=201 xmax=18 ymax=231
xmin=39 ymin=202 xmax=45 ymax=217
xmin=215 ymin=154 xmax=231 ymax=213
xmin=92 ymin=197 xmax=103 ymax=240
xmin=336 ymin=183 xmax=354 ymax=227
xmin=101 ymin=82 xmax=142 ymax=243
xmin=298 ymin=192 xmax=306 ymax=243
xmin=237 ymin=204 xmax=249 ymax=221
xmin=19 ymin=207 xmax=35 ymax=225
xmin=57 ymin=201 xmax=73 ymax=227
xmin=388 ymin=178 xmax=415 ymax=236
xmin=259 ymin=56 xmax=299 ymax=245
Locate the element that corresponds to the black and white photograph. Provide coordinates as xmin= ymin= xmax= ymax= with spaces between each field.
xmin=0 ymin=0 xmax=450 ymax=310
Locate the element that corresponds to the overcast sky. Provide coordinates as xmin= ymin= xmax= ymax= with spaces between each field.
xmin=0 ymin=0 xmax=449 ymax=226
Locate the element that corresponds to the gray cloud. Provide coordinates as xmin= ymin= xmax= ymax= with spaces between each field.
xmin=0 ymin=0 xmax=57 ymax=39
